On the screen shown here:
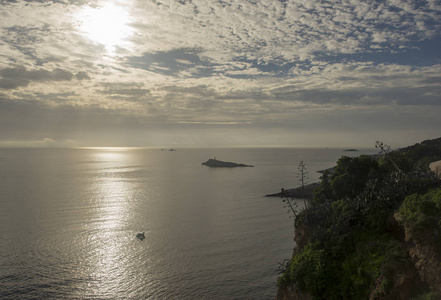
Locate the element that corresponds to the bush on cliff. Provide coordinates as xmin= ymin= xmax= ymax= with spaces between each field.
xmin=337 ymin=232 xmax=408 ymax=299
xmin=278 ymin=242 xmax=331 ymax=298
xmin=314 ymin=155 xmax=380 ymax=202
xmin=398 ymin=188 xmax=441 ymax=231
xmin=411 ymin=291 xmax=441 ymax=300
xmin=398 ymin=188 xmax=441 ymax=252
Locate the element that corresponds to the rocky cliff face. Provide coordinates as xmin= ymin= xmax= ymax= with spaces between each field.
xmin=367 ymin=216 xmax=421 ymax=300
xmin=275 ymin=223 xmax=312 ymax=300
xmin=407 ymin=240 xmax=441 ymax=293
xmin=276 ymin=216 xmax=441 ymax=300
xmin=276 ymin=284 xmax=312 ymax=300
xmin=396 ymin=213 xmax=441 ymax=295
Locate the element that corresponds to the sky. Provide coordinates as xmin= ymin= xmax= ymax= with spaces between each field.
xmin=0 ymin=0 xmax=440 ymax=148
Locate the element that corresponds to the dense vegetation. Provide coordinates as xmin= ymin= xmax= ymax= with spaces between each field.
xmin=278 ymin=138 xmax=441 ymax=300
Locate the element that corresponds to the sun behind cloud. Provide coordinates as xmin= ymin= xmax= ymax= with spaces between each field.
xmin=76 ymin=2 xmax=133 ymax=54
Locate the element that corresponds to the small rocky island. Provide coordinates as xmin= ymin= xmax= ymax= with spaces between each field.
xmin=202 ymin=158 xmax=254 ymax=168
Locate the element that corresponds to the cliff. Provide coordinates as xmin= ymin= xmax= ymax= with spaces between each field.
xmin=276 ymin=138 xmax=441 ymax=300
xmin=201 ymin=158 xmax=254 ymax=168
xmin=277 ymin=195 xmax=441 ymax=300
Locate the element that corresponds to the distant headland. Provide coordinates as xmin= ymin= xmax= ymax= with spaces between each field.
xmin=265 ymin=182 xmax=320 ymax=198
xmin=202 ymin=158 xmax=254 ymax=168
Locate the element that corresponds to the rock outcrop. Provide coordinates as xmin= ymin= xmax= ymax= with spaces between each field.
xmin=395 ymin=213 xmax=441 ymax=294
xmin=276 ymin=284 xmax=312 ymax=300
xmin=265 ymin=183 xmax=320 ymax=199
xmin=201 ymin=158 xmax=254 ymax=168
xmin=277 ymin=214 xmax=441 ymax=300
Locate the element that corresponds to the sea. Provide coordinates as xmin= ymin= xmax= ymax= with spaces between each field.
xmin=0 ymin=147 xmax=376 ymax=299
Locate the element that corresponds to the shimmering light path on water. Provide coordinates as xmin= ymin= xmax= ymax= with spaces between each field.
xmin=0 ymin=147 xmax=375 ymax=299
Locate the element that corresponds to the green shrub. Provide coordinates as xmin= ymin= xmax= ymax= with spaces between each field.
xmin=398 ymin=188 xmax=441 ymax=233
xmin=313 ymin=170 xmax=332 ymax=205
xmin=411 ymin=290 xmax=441 ymax=300
xmin=378 ymin=151 xmax=412 ymax=172
xmin=279 ymin=242 xmax=329 ymax=297
xmin=338 ymin=232 xmax=408 ymax=299
xmin=329 ymin=155 xmax=379 ymax=200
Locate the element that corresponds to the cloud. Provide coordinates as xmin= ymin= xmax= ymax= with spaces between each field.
xmin=42 ymin=137 xmax=55 ymax=143
xmin=0 ymin=66 xmax=88 ymax=89
xmin=0 ymin=0 xmax=440 ymax=147
xmin=126 ymin=48 xmax=214 ymax=77
xmin=98 ymin=82 xmax=151 ymax=100
xmin=75 ymin=71 xmax=91 ymax=80
xmin=175 ymin=59 xmax=192 ymax=65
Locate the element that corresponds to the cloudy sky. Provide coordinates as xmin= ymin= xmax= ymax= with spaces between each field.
xmin=0 ymin=0 xmax=440 ymax=148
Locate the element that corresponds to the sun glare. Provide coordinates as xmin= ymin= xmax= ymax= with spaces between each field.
xmin=77 ymin=3 xmax=133 ymax=53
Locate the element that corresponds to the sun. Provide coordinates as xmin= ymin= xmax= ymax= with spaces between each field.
xmin=77 ymin=2 xmax=133 ymax=53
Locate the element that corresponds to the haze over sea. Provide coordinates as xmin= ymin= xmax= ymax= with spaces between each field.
xmin=0 ymin=147 xmax=376 ymax=299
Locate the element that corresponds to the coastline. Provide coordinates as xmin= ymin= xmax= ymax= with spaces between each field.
xmin=265 ymin=182 xmax=320 ymax=198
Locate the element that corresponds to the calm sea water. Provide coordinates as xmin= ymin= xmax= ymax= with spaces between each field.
xmin=0 ymin=147 xmax=375 ymax=299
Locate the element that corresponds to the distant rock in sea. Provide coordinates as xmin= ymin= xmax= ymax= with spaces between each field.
xmin=343 ymin=149 xmax=358 ymax=151
xmin=202 ymin=158 xmax=254 ymax=168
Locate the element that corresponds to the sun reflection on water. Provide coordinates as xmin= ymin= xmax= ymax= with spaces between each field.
xmin=76 ymin=147 xmax=144 ymax=297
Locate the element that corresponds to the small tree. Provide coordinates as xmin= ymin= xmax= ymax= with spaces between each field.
xmin=281 ymin=161 xmax=309 ymax=222
xmin=297 ymin=161 xmax=309 ymax=209
xmin=313 ymin=170 xmax=332 ymax=204
xmin=281 ymin=188 xmax=299 ymax=217
xmin=375 ymin=141 xmax=402 ymax=172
